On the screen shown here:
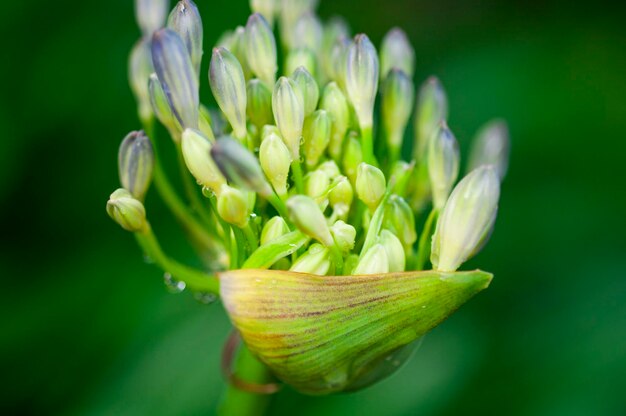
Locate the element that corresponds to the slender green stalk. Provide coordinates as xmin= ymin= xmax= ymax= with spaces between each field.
xmin=416 ymin=208 xmax=439 ymax=270
xmin=266 ymin=192 xmax=291 ymax=224
xmin=329 ymin=244 xmax=344 ymax=275
xmin=359 ymin=191 xmax=391 ymax=260
xmin=243 ymin=223 xmax=259 ymax=253
xmin=290 ymin=160 xmax=305 ymax=194
xmin=361 ymin=124 xmax=376 ymax=166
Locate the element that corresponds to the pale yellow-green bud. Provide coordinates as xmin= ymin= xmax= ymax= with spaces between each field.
xmin=428 ymin=122 xmax=460 ymax=210
xmin=414 ymin=76 xmax=448 ymax=159
xmin=209 ymin=47 xmax=248 ymax=140
xmin=245 ymin=13 xmax=278 ymax=87
xmin=289 ymin=243 xmax=330 ymax=275
xmin=250 ymin=0 xmax=276 ymax=27
xmin=328 ymin=36 xmax=350 ymax=88
xmin=118 ymin=131 xmax=154 ymax=201
xmin=431 ymin=166 xmax=500 ymax=272
xmin=106 ymin=188 xmax=147 ymax=232
xmin=181 ymin=128 xmax=226 ymax=194
xmin=380 ymin=27 xmax=415 ymax=80
xmin=342 ymin=133 xmax=363 ymax=184
xmin=329 ymin=176 xmax=353 ymax=219
xmin=356 ymin=163 xmax=386 ymax=211
xmin=291 ymin=66 xmax=319 ymax=116
xmin=345 ymin=34 xmax=379 ymax=129
xmin=129 ymin=38 xmax=154 ymax=126
xmin=382 ymin=69 xmax=414 ymax=153
xmin=320 ymin=82 xmax=350 ymax=160
xmin=353 ymin=244 xmax=389 ymax=275
xmin=272 ymin=76 xmax=305 ymax=159
xmin=278 ymin=0 xmax=319 ymax=50
xmin=304 ymin=169 xmax=331 ymax=201
xmin=292 ymin=12 xmax=323 ymax=54
xmin=148 ymin=73 xmax=182 ymax=139
xmin=302 ymin=110 xmax=330 ymax=169
xmin=260 ymin=216 xmax=289 ymax=246
xmin=379 ymin=229 xmax=405 ymax=272
xmin=467 ymin=119 xmax=510 ymax=180
xmin=285 ymin=48 xmax=317 ymax=78
xmin=167 ymin=0 xmax=203 ymax=77
xmin=217 ymin=184 xmax=251 ymax=228
xmin=383 ymin=195 xmax=417 ymax=248
xmin=229 ymin=26 xmax=253 ymax=79
xmin=330 ymin=220 xmax=356 ymax=254
xmin=321 ymin=17 xmax=350 ymax=81
xmin=135 ymin=0 xmax=168 ymax=36
xmin=318 ymin=160 xmax=341 ymax=179
xmin=247 ymin=79 xmax=274 ymax=129
xmin=260 ymin=132 xmax=292 ymax=197
xmin=287 ymin=195 xmax=333 ymax=247
xmin=261 ymin=124 xmax=281 ymax=140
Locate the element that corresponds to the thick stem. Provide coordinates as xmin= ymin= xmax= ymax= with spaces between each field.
xmin=290 ymin=159 xmax=305 ymax=195
xmin=416 ymin=208 xmax=439 ymax=271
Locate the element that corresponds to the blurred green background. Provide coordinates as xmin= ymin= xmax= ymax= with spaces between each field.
xmin=1 ymin=0 xmax=625 ymax=414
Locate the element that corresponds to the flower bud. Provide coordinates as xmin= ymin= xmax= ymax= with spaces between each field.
xmin=135 ymin=0 xmax=168 ymax=36
xmin=379 ymin=229 xmax=405 ymax=272
xmin=250 ymin=0 xmax=276 ymax=27
xmin=304 ymin=169 xmax=330 ymax=201
xmin=320 ymin=82 xmax=350 ymax=160
xmin=318 ymin=160 xmax=341 ymax=179
xmin=356 ymin=163 xmax=386 ymax=211
xmin=148 ymin=73 xmax=182 ymax=138
xmin=414 ymin=76 xmax=448 ymax=159
xmin=167 ymin=0 xmax=203 ymax=77
xmin=259 ymin=132 xmax=292 ymax=197
xmin=209 ymin=47 xmax=248 ymax=139
xmin=228 ymin=26 xmax=253 ymax=79
xmin=261 ymin=124 xmax=281 ymax=140
xmin=291 ymin=67 xmax=319 ymax=116
xmin=247 ymin=79 xmax=274 ymax=129
xmin=329 ymin=176 xmax=353 ymax=219
xmin=383 ymin=195 xmax=417 ymax=247
xmin=327 ymin=36 xmax=350 ymax=88
xmin=381 ymin=69 xmax=414 ymax=152
xmin=342 ymin=133 xmax=363 ymax=184
xmin=285 ymin=48 xmax=317 ymax=78
xmin=353 ymin=244 xmax=388 ymax=275
xmin=302 ymin=110 xmax=330 ymax=169
xmin=431 ymin=166 xmax=500 ymax=272
xmin=181 ymin=129 xmax=226 ymax=194
xmin=321 ymin=17 xmax=350 ymax=80
xmin=106 ymin=188 xmax=147 ymax=232
xmin=289 ymin=244 xmax=330 ymax=275
xmin=272 ymin=76 xmax=305 ymax=158
xmin=129 ymin=38 xmax=154 ymax=125
xmin=278 ymin=0 xmax=319 ymax=50
xmin=210 ymin=136 xmax=274 ymax=197
xmin=330 ymin=220 xmax=356 ymax=254
xmin=287 ymin=195 xmax=333 ymax=247
xmin=428 ymin=122 xmax=460 ymax=210
xmin=380 ymin=27 xmax=415 ymax=79
xmin=345 ymin=34 xmax=379 ymax=128
xmin=118 ymin=131 xmax=154 ymax=201
xmin=245 ymin=13 xmax=278 ymax=87
xmin=217 ymin=185 xmax=250 ymax=228
xmin=260 ymin=216 xmax=290 ymax=246
xmin=151 ymin=29 xmax=199 ymax=129
xmin=467 ymin=120 xmax=510 ymax=180
xmin=292 ymin=12 xmax=323 ymax=54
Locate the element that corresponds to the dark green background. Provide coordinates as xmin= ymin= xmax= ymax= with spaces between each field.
xmin=1 ymin=0 xmax=625 ymax=414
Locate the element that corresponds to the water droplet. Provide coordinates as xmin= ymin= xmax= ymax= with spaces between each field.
xmin=202 ymin=187 xmax=215 ymax=198
xmin=288 ymin=243 xmax=297 ymax=248
xmin=194 ymin=291 xmax=218 ymax=305
xmin=163 ymin=273 xmax=186 ymax=293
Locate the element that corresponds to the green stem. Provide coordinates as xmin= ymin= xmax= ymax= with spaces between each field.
xmin=243 ymin=223 xmax=259 ymax=253
xmin=290 ymin=160 xmax=305 ymax=194
xmin=359 ymin=191 xmax=392 ymax=260
xmin=266 ymin=192 xmax=291 ymax=225
xmin=329 ymin=244 xmax=344 ymax=275
xmin=134 ymin=224 xmax=219 ymax=293
xmin=416 ymin=208 xmax=439 ymax=271
xmin=361 ymin=124 xmax=376 ymax=166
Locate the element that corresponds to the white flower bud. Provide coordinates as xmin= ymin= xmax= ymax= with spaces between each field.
xmin=167 ymin=0 xmax=203 ymax=77
xmin=414 ymin=76 xmax=448 ymax=159
xmin=342 ymin=133 xmax=363 ymax=184
xmin=302 ymin=110 xmax=330 ymax=169
xmin=381 ymin=69 xmax=414 ymax=152
xmin=356 ymin=163 xmax=386 ymax=211
xmin=260 ymin=216 xmax=289 ymax=246
xmin=380 ymin=27 xmax=415 ymax=79
xmin=321 ymin=17 xmax=350 ymax=81
xmin=287 ymin=195 xmax=333 ymax=247
xmin=260 ymin=133 xmax=292 ymax=197
xmin=467 ymin=120 xmax=510 ymax=180
xmin=291 ymin=66 xmax=319 ymax=116
xmin=106 ymin=188 xmax=147 ymax=232
xmin=118 ymin=131 xmax=154 ymax=201
xmin=379 ymin=229 xmax=405 ymax=272
xmin=181 ymin=129 xmax=226 ymax=194
xmin=245 ymin=13 xmax=278 ymax=87
xmin=353 ymin=244 xmax=389 ymax=275
xmin=292 ymin=12 xmax=323 ymax=54
xmin=217 ymin=185 xmax=251 ymax=228
xmin=304 ymin=169 xmax=331 ymax=201
xmin=272 ymin=76 xmax=305 ymax=159
xmin=428 ymin=122 xmax=460 ymax=210
xmin=383 ymin=195 xmax=417 ymax=247
xmin=250 ymin=0 xmax=277 ymax=27
xmin=319 ymin=82 xmax=349 ymax=160
xmin=330 ymin=220 xmax=356 ymax=254
xmin=318 ymin=160 xmax=341 ymax=179
xmin=285 ymin=48 xmax=317 ymax=78
xmin=329 ymin=176 xmax=353 ymax=219
xmin=129 ymin=38 xmax=154 ymax=125
xmin=345 ymin=34 xmax=379 ymax=128
xmin=247 ymin=79 xmax=274 ymax=129
xmin=135 ymin=0 xmax=168 ymax=36
xmin=290 ymin=244 xmax=330 ymax=275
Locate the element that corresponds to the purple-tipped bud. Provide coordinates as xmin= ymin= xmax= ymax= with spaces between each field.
xmin=167 ymin=0 xmax=203 ymax=77
xmin=118 ymin=131 xmax=154 ymax=201
xmin=380 ymin=27 xmax=415 ymax=79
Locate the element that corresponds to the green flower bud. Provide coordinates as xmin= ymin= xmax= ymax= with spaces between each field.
xmin=330 ymin=220 xmax=356 ymax=254
xmin=167 ymin=0 xmax=203 ymax=77
xmin=181 ymin=129 xmax=225 ymax=194
xmin=414 ymin=76 xmax=448 ymax=159
xmin=247 ymin=79 xmax=274 ymax=129
xmin=292 ymin=12 xmax=323 ymax=54
xmin=229 ymin=26 xmax=253 ymax=79
xmin=135 ymin=0 xmax=168 ymax=36
xmin=428 ymin=122 xmax=460 ymax=210
xmin=291 ymin=66 xmax=319 ymax=116
xmin=320 ymin=82 xmax=350 ymax=160
xmin=321 ymin=17 xmax=350 ymax=80
xmin=285 ymin=48 xmax=317 ymax=78
xmin=287 ymin=195 xmax=333 ymax=247
xmin=304 ymin=169 xmax=330 ymax=201
xmin=148 ymin=73 xmax=182 ymax=139
xmin=389 ymin=160 xmax=414 ymax=195
xmin=302 ymin=110 xmax=330 ymax=169
xmin=198 ymin=105 xmax=216 ymax=141
xmin=272 ymin=76 xmax=305 ymax=159
xmin=356 ymin=163 xmax=386 ymax=211
xmin=329 ymin=176 xmax=353 ymax=219
xmin=328 ymin=36 xmax=350 ymax=88
xmin=245 ymin=13 xmax=278 ymax=87
xmin=431 ymin=166 xmax=500 ymax=272
xmin=217 ymin=184 xmax=250 ymax=228
xmin=278 ymin=0 xmax=318 ymax=50
xmin=318 ymin=160 xmax=341 ymax=179
xmin=129 ymin=38 xmax=154 ymax=125
xmin=260 ymin=216 xmax=289 ymax=246
xmin=379 ymin=229 xmax=405 ymax=272
xmin=209 ymin=47 xmax=248 ymax=139
xmin=259 ymin=132 xmax=292 ymax=197
xmin=342 ymin=133 xmax=363 ymax=184
xmin=261 ymin=124 xmax=281 ymax=140
xmin=118 ymin=131 xmax=154 ymax=201
xmin=383 ymin=195 xmax=417 ymax=247
xmin=250 ymin=0 xmax=276 ymax=27
xmin=345 ymin=34 xmax=379 ymax=129
xmin=210 ymin=136 xmax=274 ymax=197
xmin=151 ymin=29 xmax=199 ymax=129
xmin=380 ymin=27 xmax=415 ymax=79
xmin=353 ymin=244 xmax=388 ymax=275
xmin=106 ymin=188 xmax=147 ymax=232
xmin=381 ymin=69 xmax=414 ymax=152
xmin=467 ymin=119 xmax=510 ymax=180
xmin=289 ymin=243 xmax=330 ymax=275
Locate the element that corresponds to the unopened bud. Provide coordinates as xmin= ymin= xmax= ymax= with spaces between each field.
xmin=356 ymin=163 xmax=386 ymax=211
xmin=261 ymin=124 xmax=281 ymax=140
xmin=379 ymin=229 xmax=405 ymax=272
xmin=259 ymin=133 xmax=292 ymax=197
xmin=302 ymin=110 xmax=330 ymax=169
xmin=291 ymin=67 xmax=319 ymax=116
xmin=272 ymin=76 xmax=305 ymax=159
xmin=151 ymin=29 xmax=199 ymax=129
xmin=118 ymin=131 xmax=154 ymax=201
xmin=428 ymin=123 xmax=460 ymax=210
xmin=245 ymin=13 xmax=278 ymax=86
xmin=342 ymin=133 xmax=363 ymax=183
xmin=148 ymin=73 xmax=182 ymax=138
xmin=329 ymin=176 xmax=353 ymax=219
xmin=330 ymin=220 xmax=356 ymax=254
xmin=217 ymin=185 xmax=250 ymax=228
xmin=250 ymin=0 xmax=276 ymax=27
xmin=181 ymin=129 xmax=226 ymax=194
xmin=135 ymin=0 xmax=168 ymax=36
xmin=380 ymin=27 xmax=415 ymax=79
xmin=129 ymin=38 xmax=154 ymax=125
xmin=320 ymin=82 xmax=350 ymax=160
xmin=106 ymin=188 xmax=147 ymax=232
xmin=304 ymin=169 xmax=331 ymax=201
xmin=292 ymin=12 xmax=323 ymax=53
xmin=247 ymin=79 xmax=274 ymax=128
xmin=287 ymin=195 xmax=333 ymax=247
xmin=383 ymin=195 xmax=417 ymax=247
xmin=318 ymin=160 xmax=341 ymax=179
xmin=414 ymin=76 xmax=448 ymax=159
xmin=382 ymin=69 xmax=414 ymax=151
xmin=345 ymin=34 xmax=379 ymax=128
xmin=209 ymin=47 xmax=248 ymax=139
xmin=285 ymin=48 xmax=317 ymax=78
xmin=229 ymin=26 xmax=253 ymax=79
xmin=467 ymin=120 xmax=510 ymax=180
xmin=353 ymin=244 xmax=388 ymax=275
xmin=290 ymin=243 xmax=330 ymax=275
xmin=260 ymin=216 xmax=289 ymax=246
xmin=167 ymin=0 xmax=203 ymax=77
xmin=321 ymin=17 xmax=350 ymax=80
xmin=327 ymin=36 xmax=350 ymax=88
xmin=431 ymin=166 xmax=500 ymax=272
